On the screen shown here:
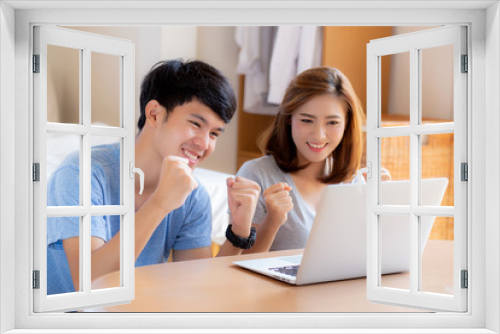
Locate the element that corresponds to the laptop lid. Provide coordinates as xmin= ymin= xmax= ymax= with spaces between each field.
xmin=296 ymin=178 xmax=449 ymax=285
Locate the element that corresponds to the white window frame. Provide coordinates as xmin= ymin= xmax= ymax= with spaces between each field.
xmin=33 ymin=25 xmax=136 ymax=312
xmin=1 ymin=1 xmax=499 ymax=333
xmin=366 ymin=26 xmax=468 ymax=312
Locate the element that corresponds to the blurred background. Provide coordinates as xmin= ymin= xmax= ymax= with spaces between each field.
xmin=47 ymin=25 xmax=454 ymax=240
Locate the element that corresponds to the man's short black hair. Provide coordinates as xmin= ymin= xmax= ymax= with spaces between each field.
xmin=138 ymin=59 xmax=237 ymax=131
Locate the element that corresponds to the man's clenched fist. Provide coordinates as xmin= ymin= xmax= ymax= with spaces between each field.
xmin=150 ymin=156 xmax=198 ymax=214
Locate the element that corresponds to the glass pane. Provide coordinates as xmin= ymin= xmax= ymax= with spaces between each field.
xmin=47 ymin=216 xmax=81 ymax=295
xmin=91 ymin=52 xmax=121 ymax=127
xmin=421 ymin=45 xmax=454 ymax=123
xmin=91 ymin=215 xmax=121 ymax=290
xmin=91 ymin=137 xmax=121 ymax=206
xmin=46 ymin=132 xmax=81 ymax=206
xmin=47 ymin=45 xmax=80 ymax=124
xmin=379 ymin=214 xmax=410 ymax=291
xmin=360 ymin=131 xmax=367 ymax=170
xmin=380 ymin=136 xmax=410 ymax=205
xmin=420 ymin=216 xmax=454 ymax=295
xmin=420 ymin=133 xmax=454 ymax=207
xmin=381 ymin=52 xmax=410 ymax=127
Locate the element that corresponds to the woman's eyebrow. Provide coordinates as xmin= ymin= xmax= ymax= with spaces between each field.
xmin=298 ymin=113 xmax=341 ymax=119
xmin=298 ymin=112 xmax=316 ymax=118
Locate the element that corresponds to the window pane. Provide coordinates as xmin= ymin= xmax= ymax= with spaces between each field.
xmin=91 ymin=215 xmax=121 ymax=291
xmin=47 ymin=216 xmax=81 ymax=295
xmin=380 ymin=136 xmax=410 ymax=205
xmin=91 ymin=52 xmax=121 ymax=127
xmin=381 ymin=52 xmax=410 ymax=127
xmin=379 ymin=214 xmax=410 ymax=291
xmin=46 ymin=133 xmax=81 ymax=206
xmin=47 ymin=45 xmax=80 ymax=124
xmin=91 ymin=137 xmax=121 ymax=206
xmin=420 ymin=216 xmax=454 ymax=295
xmin=420 ymin=133 xmax=454 ymax=208
xmin=420 ymin=45 xmax=454 ymax=123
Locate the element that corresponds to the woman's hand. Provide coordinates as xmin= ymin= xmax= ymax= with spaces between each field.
xmin=381 ymin=168 xmax=392 ymax=181
xmin=263 ymin=182 xmax=293 ymax=226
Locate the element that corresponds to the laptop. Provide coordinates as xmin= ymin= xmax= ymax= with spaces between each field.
xmin=233 ymin=178 xmax=449 ymax=285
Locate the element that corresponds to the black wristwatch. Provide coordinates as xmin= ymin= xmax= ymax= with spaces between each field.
xmin=225 ymin=224 xmax=257 ymax=250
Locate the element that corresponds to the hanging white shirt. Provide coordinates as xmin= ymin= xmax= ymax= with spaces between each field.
xmin=267 ymin=26 xmax=323 ymax=105
xmin=235 ymin=26 xmax=276 ymax=114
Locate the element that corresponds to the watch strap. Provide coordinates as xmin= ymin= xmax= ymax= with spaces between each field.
xmin=225 ymin=224 xmax=257 ymax=250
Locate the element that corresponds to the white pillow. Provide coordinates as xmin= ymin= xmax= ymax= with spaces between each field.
xmin=46 ymin=122 xmax=120 ymax=178
xmin=46 ymin=132 xmax=80 ymax=179
xmin=193 ymin=168 xmax=231 ymax=245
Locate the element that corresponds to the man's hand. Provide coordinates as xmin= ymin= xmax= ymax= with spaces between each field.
xmin=226 ymin=176 xmax=260 ymax=238
xmin=150 ymin=156 xmax=198 ymax=214
xmin=263 ymin=182 xmax=293 ymax=226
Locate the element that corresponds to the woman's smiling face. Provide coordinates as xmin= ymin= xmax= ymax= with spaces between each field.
xmin=290 ymin=94 xmax=347 ymax=165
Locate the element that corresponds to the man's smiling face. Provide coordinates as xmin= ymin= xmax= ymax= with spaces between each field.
xmin=153 ymin=99 xmax=225 ymax=169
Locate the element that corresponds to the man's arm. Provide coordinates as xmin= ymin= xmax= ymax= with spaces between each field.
xmin=63 ymin=156 xmax=198 ymax=289
xmin=242 ymin=182 xmax=293 ymax=253
xmin=63 ymin=198 xmax=179 ymax=290
xmin=63 ymin=236 xmax=106 ymax=291
xmin=172 ymin=247 xmax=212 ymax=261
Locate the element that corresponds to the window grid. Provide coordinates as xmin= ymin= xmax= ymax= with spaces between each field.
xmin=34 ymin=25 xmax=135 ymax=312
xmin=366 ymin=25 xmax=467 ymax=312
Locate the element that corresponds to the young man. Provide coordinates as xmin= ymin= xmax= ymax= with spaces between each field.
xmin=47 ymin=60 xmax=260 ymax=295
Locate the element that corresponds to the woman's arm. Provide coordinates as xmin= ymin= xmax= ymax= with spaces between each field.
xmin=216 ymin=176 xmax=261 ymax=257
xmin=243 ymin=182 xmax=293 ymax=254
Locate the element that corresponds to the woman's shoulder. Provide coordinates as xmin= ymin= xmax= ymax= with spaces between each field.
xmin=237 ymin=155 xmax=284 ymax=182
xmin=239 ymin=155 xmax=281 ymax=173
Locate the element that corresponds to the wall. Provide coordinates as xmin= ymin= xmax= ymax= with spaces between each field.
xmin=0 ymin=2 xmax=16 ymax=333
xmin=58 ymin=26 xmax=163 ymax=127
xmin=486 ymin=2 xmax=500 ymax=332
xmin=161 ymin=26 xmax=197 ymax=62
xmin=323 ymin=26 xmax=393 ymax=115
xmin=195 ymin=27 xmax=239 ymax=174
xmin=388 ymin=26 xmax=453 ymax=121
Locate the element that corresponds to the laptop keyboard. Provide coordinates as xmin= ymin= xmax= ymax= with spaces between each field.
xmin=269 ymin=265 xmax=300 ymax=277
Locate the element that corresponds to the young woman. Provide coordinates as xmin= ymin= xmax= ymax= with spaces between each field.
xmin=236 ymin=66 xmax=383 ymax=253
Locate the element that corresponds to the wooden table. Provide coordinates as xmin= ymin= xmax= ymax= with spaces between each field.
xmin=89 ymin=240 xmax=453 ymax=313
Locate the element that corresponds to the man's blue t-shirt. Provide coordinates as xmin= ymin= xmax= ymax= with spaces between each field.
xmin=46 ymin=143 xmax=212 ymax=295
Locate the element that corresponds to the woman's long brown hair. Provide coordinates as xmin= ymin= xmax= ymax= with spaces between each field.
xmin=260 ymin=67 xmax=365 ymax=184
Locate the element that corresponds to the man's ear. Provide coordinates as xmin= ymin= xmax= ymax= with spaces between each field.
xmin=145 ymin=100 xmax=163 ymax=128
